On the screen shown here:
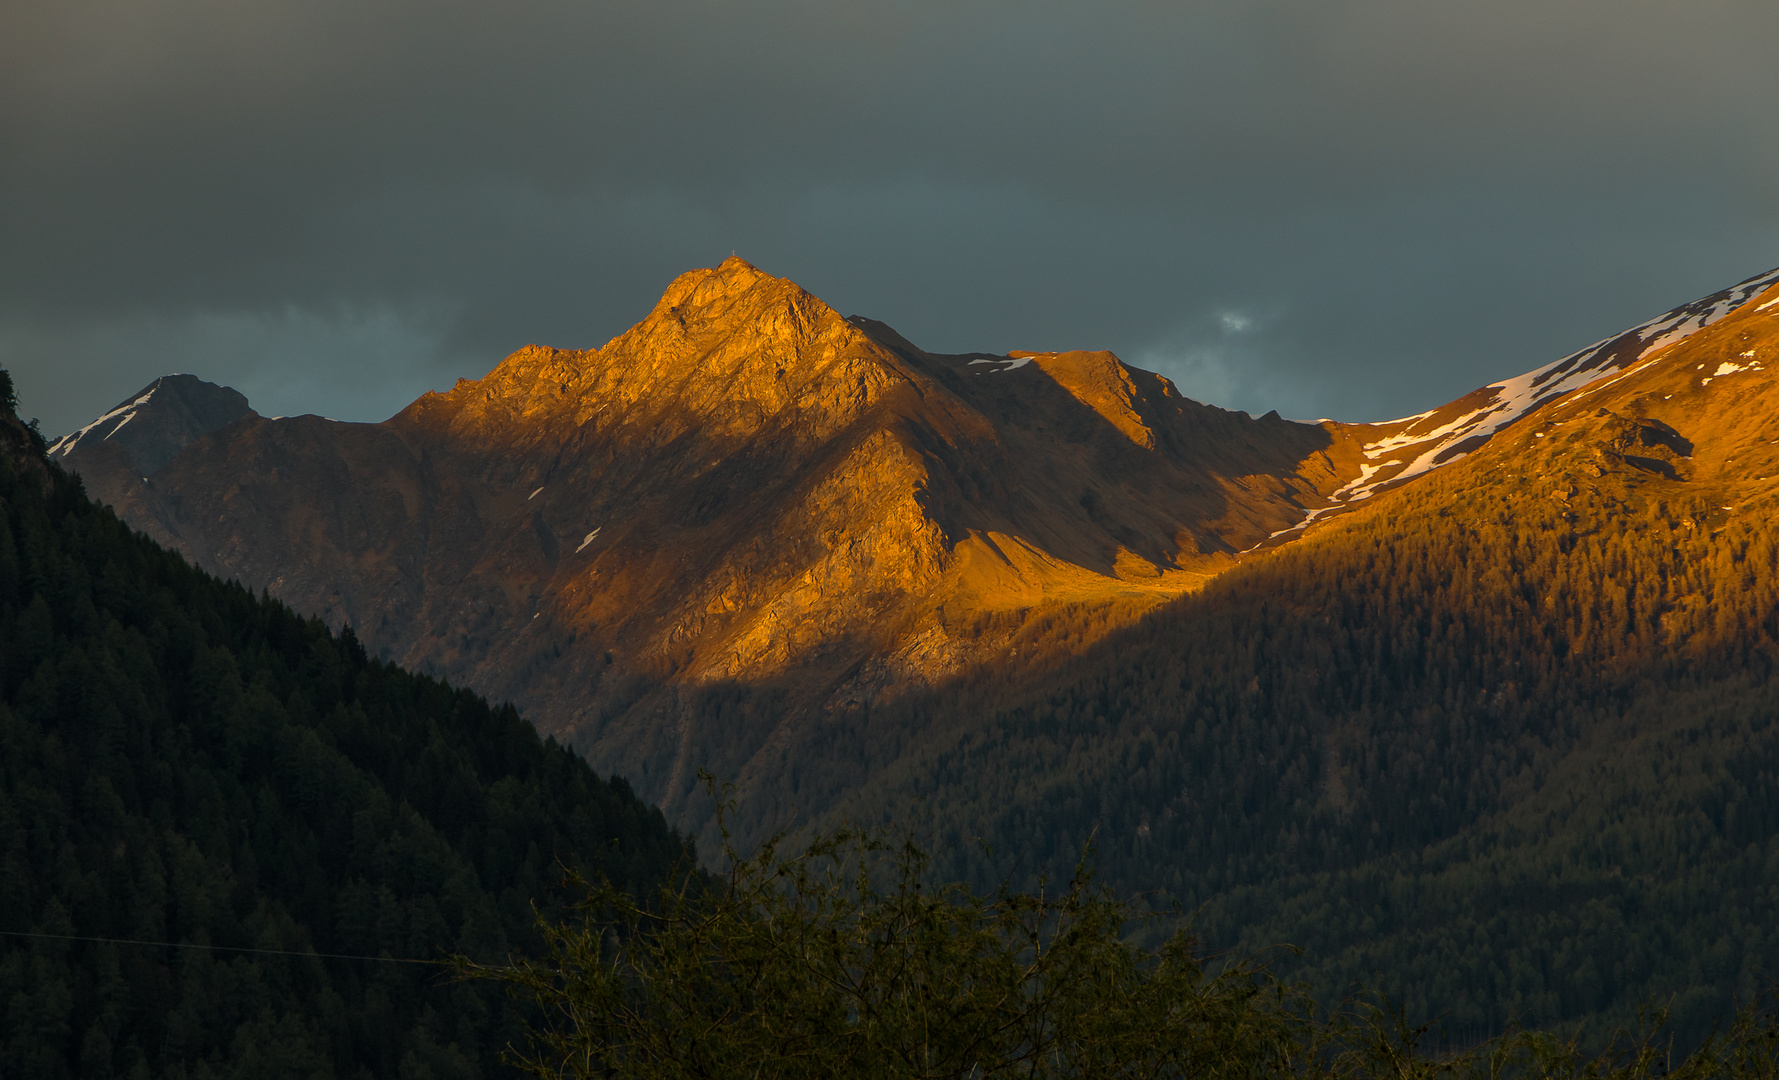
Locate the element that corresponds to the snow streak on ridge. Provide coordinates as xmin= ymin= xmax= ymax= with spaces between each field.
xmin=1352 ymin=266 xmax=1779 ymax=501
xmin=1255 ymin=264 xmax=1779 ymax=547
xmin=47 ymin=383 xmax=164 ymax=458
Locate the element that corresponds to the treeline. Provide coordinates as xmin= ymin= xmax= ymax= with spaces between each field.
xmin=0 ymin=399 xmax=690 ymax=1075
xmin=818 ymin=422 xmax=1779 ymax=1047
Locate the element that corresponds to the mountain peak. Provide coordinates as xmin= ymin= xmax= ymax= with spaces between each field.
xmin=48 ymin=373 xmax=254 ymax=475
xmin=397 ymin=257 xmax=897 ymax=451
xmin=651 ymin=255 xmax=795 ymax=320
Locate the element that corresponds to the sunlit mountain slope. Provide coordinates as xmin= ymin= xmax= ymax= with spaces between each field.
xmin=59 ymin=258 xmax=1347 ymax=819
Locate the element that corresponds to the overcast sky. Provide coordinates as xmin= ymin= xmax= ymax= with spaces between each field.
xmin=5 ymin=0 xmax=1777 ymax=437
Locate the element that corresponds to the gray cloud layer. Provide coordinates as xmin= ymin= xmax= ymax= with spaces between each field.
xmin=5 ymin=0 xmax=1778 ymax=435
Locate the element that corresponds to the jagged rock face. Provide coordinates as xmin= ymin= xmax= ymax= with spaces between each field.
xmin=63 ymin=257 xmax=1347 ymax=816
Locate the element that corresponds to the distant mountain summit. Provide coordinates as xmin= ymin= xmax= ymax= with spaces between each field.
xmin=49 ymin=373 xmax=257 ymax=551
xmin=49 ymin=373 xmax=254 ymax=474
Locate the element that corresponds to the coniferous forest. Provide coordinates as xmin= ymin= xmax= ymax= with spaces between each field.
xmin=814 ymin=410 xmax=1779 ymax=1050
xmin=0 ymin=375 xmax=690 ymax=1076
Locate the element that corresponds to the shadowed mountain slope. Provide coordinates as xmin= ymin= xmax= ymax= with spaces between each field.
xmin=50 ymin=373 xmax=255 ymax=476
xmin=1 ymin=377 xmax=689 ymax=1076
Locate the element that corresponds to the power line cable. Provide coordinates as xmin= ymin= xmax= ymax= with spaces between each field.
xmin=0 ymin=929 xmax=445 ymax=966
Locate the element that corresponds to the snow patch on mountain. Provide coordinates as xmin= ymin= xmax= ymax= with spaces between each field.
xmin=969 ymin=356 xmax=1034 ymax=373
xmin=1339 ymin=264 xmax=1779 ymax=505
xmin=1256 ymin=504 xmax=1343 ymax=547
xmin=1329 ymin=460 xmax=1401 ymax=501
xmin=1703 ymin=359 xmax=1764 ymax=385
xmin=1251 ymin=265 xmax=1779 ymax=547
xmin=48 ymin=384 xmax=161 ymax=457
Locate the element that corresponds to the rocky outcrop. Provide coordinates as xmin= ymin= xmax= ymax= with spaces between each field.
xmin=0 ymin=403 xmax=48 ymax=491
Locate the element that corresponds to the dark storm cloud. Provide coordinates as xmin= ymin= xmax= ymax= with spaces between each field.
xmin=5 ymin=0 xmax=1778 ymax=434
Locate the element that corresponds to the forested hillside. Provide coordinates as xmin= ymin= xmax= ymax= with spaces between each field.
xmin=824 ymin=318 xmax=1779 ymax=1046
xmin=0 ymin=368 xmax=690 ymax=1077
